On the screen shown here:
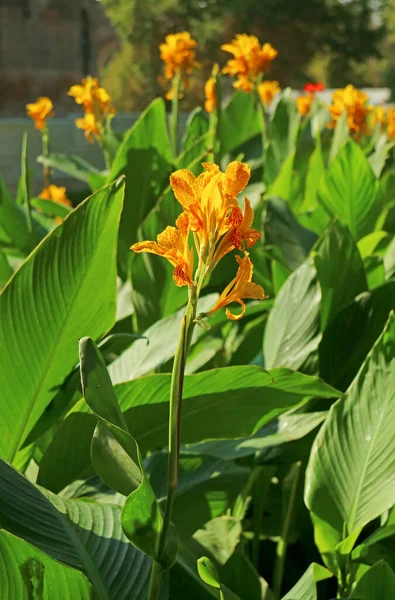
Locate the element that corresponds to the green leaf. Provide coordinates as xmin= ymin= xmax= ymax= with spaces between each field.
xmin=318 ymin=140 xmax=380 ymax=240
xmin=352 ymin=525 xmax=395 ymax=572
xmin=109 ymin=294 xmax=218 ymax=383
xmin=319 ymin=282 xmax=395 ymax=390
xmin=37 ymin=153 xmax=102 ymax=184
xmin=30 ymin=197 xmax=72 ymax=218
xmin=0 ymin=175 xmax=32 ymax=254
xmin=299 ymin=138 xmax=326 ymax=214
xmin=38 ymin=366 xmax=339 ymax=492
xmin=329 ymin=109 xmax=349 ymax=163
xmin=0 ymin=530 xmax=92 ymax=599
xmin=368 ymin=135 xmax=392 ymax=177
xmin=0 ymin=179 xmax=124 ymax=462
xmin=265 ymin=89 xmax=300 ymax=185
xmin=108 ymin=98 xmax=173 ymax=274
xmin=194 ymin=517 xmax=242 ymax=566
xmin=79 ymin=337 xmax=176 ymax=566
xmin=0 ymin=249 xmax=13 ymax=288
xmin=185 ymin=412 xmax=327 ymax=461
xmin=220 ymin=551 xmax=266 ymax=600
xmin=0 ymin=459 xmax=151 ymax=599
xmin=305 ymin=313 xmax=395 ymax=556
xmin=264 ymin=197 xmax=317 ymax=271
xmin=198 ymin=556 xmax=240 ymax=600
xmin=350 ymin=561 xmax=395 ymax=599
xmin=264 ymin=260 xmax=321 ymax=371
xmin=281 ymin=563 xmax=332 ymax=600
xmin=314 ymin=221 xmax=368 ymax=328
xmin=220 ymin=91 xmax=261 ymax=154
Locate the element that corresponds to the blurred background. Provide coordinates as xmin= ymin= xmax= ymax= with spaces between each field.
xmin=1 ymin=0 xmax=394 ymax=116
xmin=1 ymin=0 xmax=394 ymax=191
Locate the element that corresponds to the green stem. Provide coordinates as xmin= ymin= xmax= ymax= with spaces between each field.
xmin=42 ymin=128 xmax=50 ymax=188
xmin=21 ymin=132 xmax=32 ymax=233
xmin=251 ymin=466 xmax=276 ymax=569
xmin=147 ymin=285 xmax=198 ymax=599
xmin=147 ymin=561 xmax=163 ymax=600
xmin=255 ymin=86 xmax=268 ymax=187
xmin=233 ymin=465 xmax=264 ymax=520
xmin=169 ymin=71 xmax=181 ymax=159
xmin=273 ymin=462 xmax=302 ymax=600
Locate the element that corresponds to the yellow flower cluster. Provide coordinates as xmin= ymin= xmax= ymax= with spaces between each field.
xmin=39 ymin=184 xmax=71 ymax=207
xmin=68 ymin=76 xmax=115 ymax=142
xmin=372 ymin=106 xmax=395 ymax=140
xmin=132 ymin=162 xmax=264 ymax=320
xmin=258 ymin=80 xmax=281 ymax=106
xmin=221 ymin=34 xmax=278 ymax=92
xmin=159 ymin=32 xmax=200 ymax=100
xmin=26 ymin=97 xmax=54 ymax=130
xmin=328 ymin=85 xmax=373 ymax=137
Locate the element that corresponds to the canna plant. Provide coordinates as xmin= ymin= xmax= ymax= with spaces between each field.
xmin=2 ymin=29 xmax=395 ymax=600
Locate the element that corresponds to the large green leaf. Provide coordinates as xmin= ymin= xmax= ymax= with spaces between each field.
xmin=314 ymin=221 xmax=368 ymax=329
xmin=263 ymin=197 xmax=317 ymax=272
xmin=38 ymin=153 xmax=102 ymax=184
xmin=352 ymin=525 xmax=395 ymax=572
xmin=108 ymin=98 xmax=173 ymax=273
xmin=38 ymin=366 xmax=339 ymax=492
xmin=281 ymin=563 xmax=332 ymax=600
xmin=350 ymin=561 xmax=395 ymax=599
xmin=319 ymin=282 xmax=395 ymax=390
xmin=318 ymin=140 xmax=380 ymax=240
xmin=219 ymin=91 xmax=261 ymax=154
xmin=0 ymin=460 xmax=151 ymax=599
xmin=305 ymin=314 xmax=395 ymax=557
xmin=0 ymin=179 xmax=124 ymax=462
xmin=264 ymin=260 xmax=321 ymax=371
xmin=0 ymin=530 xmax=92 ymax=599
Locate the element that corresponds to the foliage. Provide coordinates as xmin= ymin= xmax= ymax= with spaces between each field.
xmin=4 ymin=56 xmax=395 ymax=600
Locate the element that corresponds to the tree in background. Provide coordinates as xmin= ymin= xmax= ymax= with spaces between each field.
xmin=99 ymin=0 xmax=387 ymax=111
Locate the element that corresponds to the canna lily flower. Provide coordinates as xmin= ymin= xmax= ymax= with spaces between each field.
xmin=205 ymin=253 xmax=265 ymax=320
xmin=386 ymin=108 xmax=395 ymax=139
xmin=169 ymin=162 xmax=258 ymax=262
xmin=68 ymin=76 xmax=115 ymax=142
xmin=159 ymin=32 xmax=199 ymax=99
xmin=328 ymin=85 xmax=373 ymax=137
xmin=204 ymin=77 xmax=216 ymax=113
xmin=131 ymin=161 xmax=263 ymax=319
xmin=26 ymin=97 xmax=54 ymax=130
xmin=39 ymin=184 xmax=71 ymax=207
xmin=296 ymin=82 xmax=324 ymax=116
xmin=75 ymin=112 xmax=100 ymax=142
xmin=131 ymin=212 xmax=194 ymax=287
xmin=258 ymin=80 xmax=281 ymax=106
xmin=221 ymin=34 xmax=277 ymax=92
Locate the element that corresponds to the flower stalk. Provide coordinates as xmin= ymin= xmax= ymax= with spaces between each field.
xmin=169 ymin=71 xmax=181 ymax=159
xmin=147 ymin=285 xmax=198 ymax=599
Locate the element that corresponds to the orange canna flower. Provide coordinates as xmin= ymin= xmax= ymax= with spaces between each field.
xmin=131 ymin=212 xmax=194 ymax=287
xmin=160 ymin=32 xmax=199 ymax=99
xmin=258 ymin=80 xmax=281 ymax=106
xmin=75 ymin=113 xmax=100 ymax=142
xmin=169 ymin=162 xmax=259 ymax=260
xmin=206 ymin=253 xmax=265 ymax=320
xmin=68 ymin=76 xmax=115 ymax=142
xmin=221 ymin=34 xmax=277 ymax=92
xmin=26 ymin=97 xmax=54 ymax=130
xmin=39 ymin=184 xmax=71 ymax=207
xmin=204 ymin=77 xmax=216 ymax=113
xmin=386 ymin=109 xmax=395 ymax=139
xmin=296 ymin=94 xmax=314 ymax=116
xmin=304 ymin=82 xmax=325 ymax=93
xmin=131 ymin=162 xmax=263 ymax=319
xmin=328 ymin=85 xmax=373 ymax=137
